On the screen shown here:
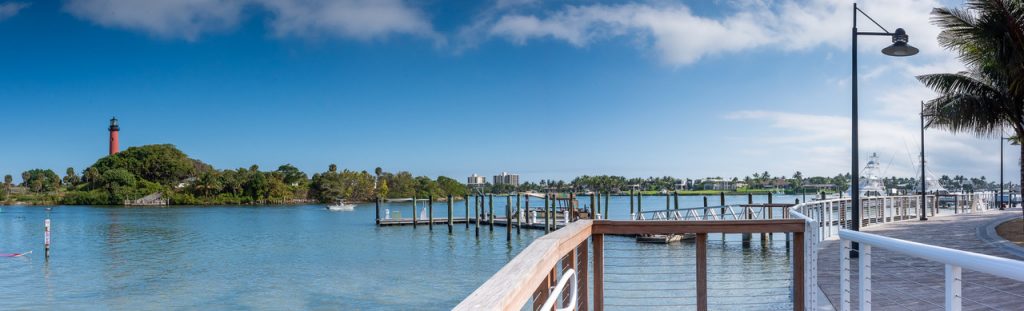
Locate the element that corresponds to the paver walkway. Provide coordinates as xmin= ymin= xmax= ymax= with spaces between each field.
xmin=817 ymin=209 xmax=1024 ymax=310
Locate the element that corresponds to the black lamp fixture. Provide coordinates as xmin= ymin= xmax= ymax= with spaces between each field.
xmin=850 ymin=3 xmax=918 ymax=257
xmin=881 ymin=28 xmax=920 ymax=57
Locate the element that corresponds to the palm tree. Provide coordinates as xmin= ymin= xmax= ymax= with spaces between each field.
xmin=917 ymin=0 xmax=1024 ymax=199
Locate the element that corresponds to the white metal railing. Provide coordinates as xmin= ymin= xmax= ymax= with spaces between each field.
xmin=838 ymin=229 xmax=1024 ymax=311
xmin=788 ymin=192 xmax=993 ymax=310
xmin=539 ymin=268 xmax=578 ymax=311
xmin=790 ymin=193 xmax=993 ymax=243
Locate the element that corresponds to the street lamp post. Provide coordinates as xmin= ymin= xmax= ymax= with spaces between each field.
xmin=851 ymin=3 xmax=918 ymax=256
xmin=921 ymin=101 xmax=928 ymax=220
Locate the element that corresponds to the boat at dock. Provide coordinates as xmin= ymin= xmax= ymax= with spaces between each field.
xmin=636 ymin=233 xmax=693 ymax=243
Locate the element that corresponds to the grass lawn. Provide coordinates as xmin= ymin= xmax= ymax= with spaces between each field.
xmin=996 ymin=218 xmax=1024 ymax=246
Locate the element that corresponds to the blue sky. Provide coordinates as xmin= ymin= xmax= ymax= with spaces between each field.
xmin=0 ymin=0 xmax=1017 ymax=183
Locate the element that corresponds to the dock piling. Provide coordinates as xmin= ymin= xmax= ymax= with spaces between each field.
xmin=447 ymin=195 xmax=453 ymax=233
xmin=488 ymin=194 xmax=494 ymax=231
xmin=475 ymin=195 xmax=480 ymax=237
xmin=428 ymin=195 xmax=433 ymax=231
xmin=590 ymin=193 xmax=596 ymax=219
xmin=604 ymin=192 xmax=609 ymax=219
xmin=629 ymin=190 xmax=635 ymax=220
xmin=506 ymin=195 xmax=512 ymax=242
xmin=516 ymin=194 xmax=521 ymax=234
xmin=465 ymin=195 xmax=469 ymax=229
xmin=525 ymin=196 xmax=531 ymax=224
xmin=673 ymin=191 xmax=679 ymax=210
xmin=637 ymin=192 xmax=642 ymax=218
xmin=375 ymin=199 xmax=380 ymax=225
xmin=412 ymin=196 xmax=417 ymax=229
xmin=544 ymin=194 xmax=550 ymax=233
xmin=44 ymin=218 xmax=50 ymax=259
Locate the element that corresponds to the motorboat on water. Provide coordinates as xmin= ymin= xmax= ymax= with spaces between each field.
xmin=326 ymin=200 xmax=356 ymax=211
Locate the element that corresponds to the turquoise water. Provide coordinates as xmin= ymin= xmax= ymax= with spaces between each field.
xmin=0 ymin=195 xmax=799 ymax=310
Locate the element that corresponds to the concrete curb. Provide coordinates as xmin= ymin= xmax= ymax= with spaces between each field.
xmin=976 ymin=211 xmax=1024 ymax=260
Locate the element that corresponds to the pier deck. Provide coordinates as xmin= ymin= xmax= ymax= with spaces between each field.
xmin=817 ymin=209 xmax=1024 ymax=310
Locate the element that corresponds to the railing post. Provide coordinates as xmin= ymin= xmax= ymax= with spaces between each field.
xmin=578 ymin=241 xmax=589 ymax=311
xmin=696 ymin=233 xmax=708 ymax=311
xmin=794 ymin=231 xmax=805 ymax=311
xmin=594 ymin=234 xmax=604 ymax=311
xmin=841 ymin=239 xmax=851 ymax=311
xmin=859 ymin=244 xmax=872 ymax=311
xmin=945 ymin=264 xmax=962 ymax=311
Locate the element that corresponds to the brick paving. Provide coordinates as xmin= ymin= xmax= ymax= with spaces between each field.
xmin=817 ymin=209 xmax=1024 ymax=310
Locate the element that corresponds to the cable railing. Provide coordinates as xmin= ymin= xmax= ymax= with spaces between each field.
xmin=455 ymin=219 xmax=810 ymax=310
xmin=838 ymin=229 xmax=1024 ymax=311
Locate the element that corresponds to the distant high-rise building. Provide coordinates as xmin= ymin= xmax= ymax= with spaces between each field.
xmin=493 ymin=172 xmax=519 ymax=186
xmin=467 ymin=174 xmax=486 ymax=187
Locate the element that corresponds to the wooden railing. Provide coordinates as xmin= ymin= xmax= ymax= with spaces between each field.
xmin=455 ymin=219 xmax=809 ymax=310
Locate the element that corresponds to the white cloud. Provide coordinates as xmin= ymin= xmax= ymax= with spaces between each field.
xmin=0 ymin=2 xmax=29 ymax=21
xmin=257 ymin=0 xmax=442 ymax=42
xmin=725 ymin=110 xmax=1015 ymax=179
xmin=484 ymin=0 xmax=946 ymax=66
xmin=62 ymin=0 xmax=439 ymax=42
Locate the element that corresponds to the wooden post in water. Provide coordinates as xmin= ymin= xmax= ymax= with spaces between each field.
xmin=44 ymin=218 xmax=50 ymax=259
xmin=622 ymin=190 xmax=630 ymax=219
xmin=447 ymin=195 xmax=453 ymax=233
xmin=488 ymin=194 xmax=494 ymax=231
xmin=525 ymin=195 xmax=531 ymax=224
xmin=719 ymin=192 xmax=726 ymax=218
xmin=465 ymin=195 xmax=470 ymax=229
xmin=673 ymin=191 xmax=679 ymax=210
xmin=544 ymin=194 xmax=550 ymax=233
xmin=590 ymin=193 xmax=596 ymax=218
xmin=475 ymin=195 xmax=480 ymax=237
xmin=665 ymin=191 xmax=670 ymax=210
xmin=743 ymin=194 xmax=752 ymax=246
xmin=375 ymin=198 xmax=380 ymax=225
xmin=412 ymin=196 xmax=417 ymax=229
xmin=506 ymin=195 xmax=512 ymax=242
xmin=637 ymin=192 xmax=643 ymax=217
xmin=428 ymin=195 xmax=433 ymax=231
xmin=598 ymin=192 xmax=606 ymax=218
xmin=595 ymin=192 xmax=601 ymax=219
xmin=516 ymin=193 xmax=521 ymax=234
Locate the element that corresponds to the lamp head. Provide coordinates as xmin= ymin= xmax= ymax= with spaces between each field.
xmin=881 ymin=28 xmax=919 ymax=56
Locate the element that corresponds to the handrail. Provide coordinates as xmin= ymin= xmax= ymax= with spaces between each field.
xmin=458 ymin=219 xmax=808 ymax=310
xmin=839 ymin=229 xmax=1024 ymax=281
xmin=539 ymin=268 xmax=577 ymax=311
xmin=454 ymin=220 xmax=592 ymax=310
xmin=838 ymin=228 xmax=1024 ymax=311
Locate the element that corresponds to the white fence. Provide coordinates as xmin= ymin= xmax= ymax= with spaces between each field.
xmin=838 ymin=229 xmax=1024 ymax=311
xmin=782 ymin=193 xmax=991 ymax=308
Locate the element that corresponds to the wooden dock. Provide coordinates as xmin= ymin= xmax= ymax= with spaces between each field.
xmin=377 ymin=217 xmax=569 ymax=230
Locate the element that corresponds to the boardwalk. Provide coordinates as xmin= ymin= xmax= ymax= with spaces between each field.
xmin=817 ymin=209 xmax=1024 ymax=310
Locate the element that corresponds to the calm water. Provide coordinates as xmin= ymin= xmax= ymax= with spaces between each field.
xmin=0 ymin=195 xmax=799 ymax=310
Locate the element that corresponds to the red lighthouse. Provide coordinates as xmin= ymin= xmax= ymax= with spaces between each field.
xmin=108 ymin=117 xmax=120 ymax=155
